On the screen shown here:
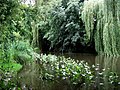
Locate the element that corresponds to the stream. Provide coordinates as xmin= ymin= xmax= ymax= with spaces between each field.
xmin=17 ymin=53 xmax=120 ymax=90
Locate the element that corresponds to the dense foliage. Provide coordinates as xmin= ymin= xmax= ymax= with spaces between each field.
xmin=44 ymin=0 xmax=86 ymax=52
xmin=82 ymin=0 xmax=120 ymax=56
xmin=36 ymin=0 xmax=94 ymax=52
xmin=36 ymin=0 xmax=120 ymax=55
xmin=0 ymin=0 xmax=36 ymax=89
xmin=0 ymin=0 xmax=36 ymax=65
xmin=34 ymin=0 xmax=62 ymax=51
xmin=1 ymin=0 xmax=120 ymax=89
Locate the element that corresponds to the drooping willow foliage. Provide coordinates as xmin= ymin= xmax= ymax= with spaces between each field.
xmin=82 ymin=0 xmax=120 ymax=56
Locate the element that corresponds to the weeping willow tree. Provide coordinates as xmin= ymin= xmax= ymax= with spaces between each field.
xmin=82 ymin=0 xmax=120 ymax=56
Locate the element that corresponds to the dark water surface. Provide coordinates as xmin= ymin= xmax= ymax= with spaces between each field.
xmin=17 ymin=53 xmax=120 ymax=90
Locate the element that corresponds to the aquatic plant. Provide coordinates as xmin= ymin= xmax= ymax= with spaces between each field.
xmin=0 ymin=69 xmax=21 ymax=90
xmin=93 ymin=66 xmax=120 ymax=89
xmin=40 ymin=54 xmax=93 ymax=86
xmin=93 ymin=56 xmax=120 ymax=89
xmin=39 ymin=54 xmax=120 ymax=89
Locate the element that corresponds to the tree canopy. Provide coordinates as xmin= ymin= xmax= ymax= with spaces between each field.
xmin=82 ymin=0 xmax=120 ymax=56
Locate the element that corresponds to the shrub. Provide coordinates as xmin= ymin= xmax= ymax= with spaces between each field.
xmin=44 ymin=0 xmax=86 ymax=52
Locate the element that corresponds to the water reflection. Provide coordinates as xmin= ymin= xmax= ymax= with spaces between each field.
xmin=95 ymin=55 xmax=120 ymax=90
xmin=17 ymin=63 xmax=73 ymax=90
xmin=17 ymin=54 xmax=120 ymax=90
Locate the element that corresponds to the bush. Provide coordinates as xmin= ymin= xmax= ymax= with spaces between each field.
xmin=44 ymin=0 xmax=86 ymax=52
xmin=7 ymin=40 xmax=34 ymax=65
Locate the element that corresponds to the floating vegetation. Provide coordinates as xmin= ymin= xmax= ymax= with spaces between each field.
xmin=39 ymin=54 xmax=93 ymax=86
xmin=38 ymin=54 xmax=120 ymax=89
xmin=0 ymin=68 xmax=21 ymax=90
xmin=93 ymin=64 xmax=120 ymax=90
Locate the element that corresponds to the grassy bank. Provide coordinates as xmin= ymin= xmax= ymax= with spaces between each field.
xmin=0 ymin=61 xmax=22 ymax=73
